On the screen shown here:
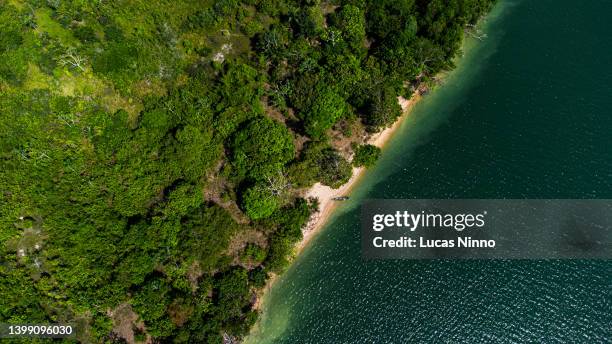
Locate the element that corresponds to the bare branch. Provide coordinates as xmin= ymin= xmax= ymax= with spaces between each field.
xmin=58 ymin=49 xmax=87 ymax=72
xmin=465 ymin=25 xmax=488 ymax=41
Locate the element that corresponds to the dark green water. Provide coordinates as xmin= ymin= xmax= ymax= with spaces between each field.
xmin=247 ymin=1 xmax=612 ymax=342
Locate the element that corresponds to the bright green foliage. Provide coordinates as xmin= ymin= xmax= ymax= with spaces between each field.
xmin=301 ymin=84 xmax=347 ymax=139
xmin=242 ymin=183 xmax=279 ymax=220
xmin=230 ymin=117 xmax=295 ymax=181
xmin=330 ymin=5 xmax=366 ymax=51
xmin=324 ymin=53 xmax=365 ymax=98
xmin=289 ymin=76 xmax=347 ymax=139
xmin=353 ymin=144 xmax=382 ymax=167
xmin=220 ymin=63 xmax=263 ymax=108
xmin=175 ymin=125 xmax=218 ymax=182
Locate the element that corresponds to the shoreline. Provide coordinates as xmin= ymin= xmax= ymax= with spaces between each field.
xmin=298 ymin=92 xmax=422 ymax=253
xmin=252 ymin=91 xmax=423 ymax=311
xmin=247 ymin=5 xmax=503 ymax=339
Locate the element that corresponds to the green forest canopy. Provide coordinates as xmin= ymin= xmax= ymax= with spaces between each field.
xmin=0 ymin=0 xmax=495 ymax=342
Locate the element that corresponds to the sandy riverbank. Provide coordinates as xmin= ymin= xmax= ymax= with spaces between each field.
xmin=298 ymin=91 xmax=422 ymax=253
xmin=251 ymin=91 xmax=422 ymax=312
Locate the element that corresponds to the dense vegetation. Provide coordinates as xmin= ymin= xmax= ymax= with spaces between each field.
xmin=352 ymin=144 xmax=381 ymax=167
xmin=0 ymin=0 xmax=494 ymax=342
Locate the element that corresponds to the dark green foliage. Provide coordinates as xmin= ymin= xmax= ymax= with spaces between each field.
xmin=213 ymin=267 xmax=250 ymax=323
xmin=363 ymin=85 xmax=403 ymax=130
xmin=287 ymin=74 xmax=320 ymax=112
xmin=92 ymin=41 xmax=139 ymax=75
xmin=262 ymin=198 xmax=313 ymax=273
xmin=241 ymin=243 xmax=267 ymax=264
xmin=366 ymin=0 xmax=416 ymax=41
xmin=132 ymin=277 xmax=176 ymax=337
xmin=0 ymin=7 xmax=24 ymax=53
xmin=255 ymin=25 xmax=290 ymax=58
xmin=206 ymin=266 xmax=261 ymax=338
xmin=103 ymin=23 xmax=124 ymax=41
xmin=352 ymin=144 xmax=382 ymax=167
xmin=186 ymin=9 xmax=219 ymax=30
xmin=73 ymin=25 xmax=97 ymax=43
xmin=318 ymin=147 xmax=353 ymax=188
xmin=288 ymin=142 xmax=353 ymax=188
xmin=179 ymin=205 xmax=239 ymax=271
xmin=248 ymin=267 xmax=268 ymax=288
xmin=0 ymin=6 xmax=27 ymax=85
xmin=265 ymin=198 xmax=312 ymax=241
xmin=295 ymin=6 xmax=325 ymax=37
xmin=264 ymin=233 xmax=294 ymax=273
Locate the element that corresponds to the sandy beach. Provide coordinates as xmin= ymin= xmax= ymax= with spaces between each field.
xmin=251 ymin=92 xmax=422 ymax=312
xmin=298 ymin=92 xmax=422 ymax=253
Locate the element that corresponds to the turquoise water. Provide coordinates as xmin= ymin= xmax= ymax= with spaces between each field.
xmin=247 ymin=1 xmax=612 ymax=342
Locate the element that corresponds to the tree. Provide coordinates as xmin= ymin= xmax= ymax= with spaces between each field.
xmin=242 ymin=183 xmax=280 ymax=220
xmin=295 ymin=83 xmax=347 ymax=139
xmin=175 ymin=125 xmax=220 ymax=182
xmin=330 ymin=5 xmax=366 ymax=51
xmin=241 ymin=243 xmax=267 ymax=264
xmin=287 ymin=142 xmax=352 ymax=188
xmin=318 ymin=147 xmax=352 ymax=188
xmin=180 ymin=205 xmax=239 ymax=271
xmin=365 ymin=0 xmax=416 ymax=41
xmin=58 ymin=49 xmax=87 ymax=72
xmin=0 ymin=0 xmax=497 ymax=341
xmin=264 ymin=234 xmax=293 ymax=273
xmin=220 ymin=63 xmax=262 ymax=107
xmin=213 ymin=267 xmax=251 ymax=329
xmin=323 ymin=53 xmax=364 ymax=99
xmin=294 ymin=6 xmax=325 ymax=37
xmin=230 ymin=117 xmax=295 ymax=180
xmin=363 ymin=85 xmax=402 ymax=130
xmin=352 ymin=144 xmax=381 ymax=167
